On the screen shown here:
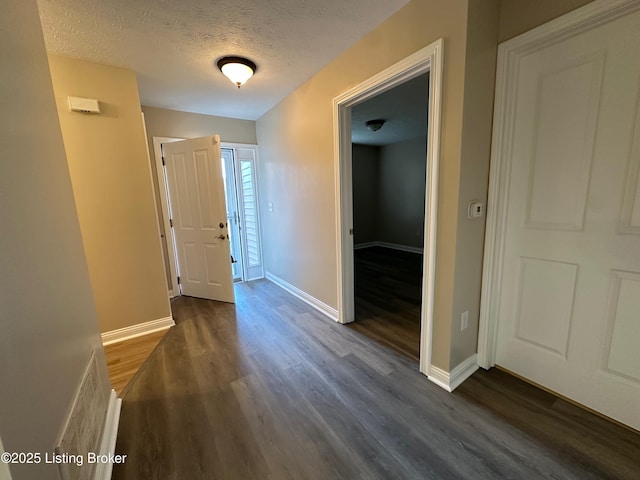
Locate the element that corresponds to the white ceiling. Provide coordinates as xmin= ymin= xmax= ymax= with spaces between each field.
xmin=37 ymin=0 xmax=409 ymax=120
xmin=351 ymin=72 xmax=429 ymax=146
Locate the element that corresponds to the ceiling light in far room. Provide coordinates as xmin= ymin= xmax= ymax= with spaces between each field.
xmin=365 ymin=119 xmax=386 ymax=132
xmin=216 ymin=56 xmax=257 ymax=88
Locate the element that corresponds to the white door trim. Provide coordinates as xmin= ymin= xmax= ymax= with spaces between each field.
xmin=221 ymin=141 xmax=258 ymax=150
xmin=333 ymin=38 xmax=444 ymax=377
xmin=152 ymin=136 xmax=184 ymax=297
xmin=232 ymin=146 xmax=265 ymax=281
xmin=220 ymin=143 xmax=265 ymax=282
xmin=477 ymin=0 xmax=640 ymax=369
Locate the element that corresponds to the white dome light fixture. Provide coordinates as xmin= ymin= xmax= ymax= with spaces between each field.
xmin=216 ymin=56 xmax=257 ymax=88
xmin=365 ymin=119 xmax=386 ymax=132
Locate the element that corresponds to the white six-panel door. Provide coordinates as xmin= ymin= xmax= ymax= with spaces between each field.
xmin=162 ymin=135 xmax=235 ymax=303
xmin=487 ymin=4 xmax=640 ymax=430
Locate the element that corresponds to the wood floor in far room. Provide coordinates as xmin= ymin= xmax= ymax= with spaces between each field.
xmin=350 ymin=246 xmax=422 ymax=361
xmin=112 ymin=279 xmax=640 ymax=480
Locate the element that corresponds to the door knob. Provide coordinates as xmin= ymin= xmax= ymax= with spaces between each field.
xmin=217 ymin=234 xmax=226 ymax=240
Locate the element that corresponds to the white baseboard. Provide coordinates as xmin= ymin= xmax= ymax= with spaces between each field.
xmin=354 ymin=241 xmax=423 ymax=254
xmin=428 ymin=354 xmax=478 ymax=392
xmin=353 ymin=241 xmax=378 ymax=250
xmin=93 ymin=389 xmax=122 ymax=480
xmin=101 ymin=316 xmax=175 ymax=345
xmin=265 ymin=272 xmax=338 ymax=322
xmin=168 ymin=289 xmax=178 ymax=298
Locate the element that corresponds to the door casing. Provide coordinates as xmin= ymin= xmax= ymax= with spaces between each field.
xmin=152 ymin=136 xmax=183 ymax=297
xmin=333 ymin=39 xmax=444 ymax=378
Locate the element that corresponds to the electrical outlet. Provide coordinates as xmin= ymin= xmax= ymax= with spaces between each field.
xmin=461 ymin=310 xmax=469 ymax=331
xmin=467 ymin=201 xmax=483 ymax=218
xmin=268 ymin=202 xmax=273 ymax=212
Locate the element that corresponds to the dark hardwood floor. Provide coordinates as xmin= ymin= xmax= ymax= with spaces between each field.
xmin=113 ymin=279 xmax=640 ymax=480
xmin=350 ymin=246 xmax=422 ymax=361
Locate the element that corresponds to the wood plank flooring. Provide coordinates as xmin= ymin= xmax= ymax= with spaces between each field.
xmin=104 ymin=330 xmax=168 ymax=395
xmin=112 ymin=279 xmax=640 ymax=480
xmin=350 ymin=246 xmax=422 ymax=361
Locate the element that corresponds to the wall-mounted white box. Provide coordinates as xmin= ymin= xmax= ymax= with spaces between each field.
xmin=68 ymin=96 xmax=100 ymax=113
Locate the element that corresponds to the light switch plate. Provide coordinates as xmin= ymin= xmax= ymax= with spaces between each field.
xmin=461 ymin=310 xmax=469 ymax=331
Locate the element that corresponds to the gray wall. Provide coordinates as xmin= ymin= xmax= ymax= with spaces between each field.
xmin=378 ymin=137 xmax=427 ymax=248
xmin=352 ymin=144 xmax=380 ymax=244
xmin=0 ymin=1 xmax=109 ymax=478
xmin=352 ymin=137 xmax=427 ymax=249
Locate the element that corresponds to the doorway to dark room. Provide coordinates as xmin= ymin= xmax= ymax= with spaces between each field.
xmin=347 ymin=72 xmax=429 ymax=362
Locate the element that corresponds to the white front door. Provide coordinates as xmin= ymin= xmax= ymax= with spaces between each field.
xmin=162 ymin=135 xmax=235 ymax=303
xmin=490 ymin=7 xmax=640 ymax=429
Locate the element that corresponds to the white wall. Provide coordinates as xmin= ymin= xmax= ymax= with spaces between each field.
xmin=0 ymin=1 xmax=110 ymax=478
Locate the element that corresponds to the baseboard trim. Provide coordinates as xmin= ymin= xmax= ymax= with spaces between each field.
xmin=353 ymin=241 xmax=378 ymax=250
xmin=101 ymin=316 xmax=175 ymax=346
xmin=265 ymin=272 xmax=339 ymax=322
xmin=354 ymin=241 xmax=423 ymax=255
xmin=93 ymin=389 xmax=122 ymax=480
xmin=428 ymin=354 xmax=479 ymax=392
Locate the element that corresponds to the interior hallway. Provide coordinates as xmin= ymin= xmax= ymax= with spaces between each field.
xmin=112 ymin=280 xmax=640 ymax=479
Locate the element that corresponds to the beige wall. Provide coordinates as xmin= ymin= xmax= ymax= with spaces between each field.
xmin=449 ymin=0 xmax=501 ymax=367
xmin=142 ymin=105 xmax=257 ymax=145
xmin=257 ymin=0 xmax=470 ymax=370
xmin=499 ymin=0 xmax=594 ymax=42
xmin=48 ymin=55 xmax=170 ymax=333
xmin=141 ymin=106 xmax=257 ymax=290
xmin=0 ymin=2 xmax=109 ymax=478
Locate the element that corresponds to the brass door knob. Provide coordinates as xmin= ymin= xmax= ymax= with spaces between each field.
xmin=217 ymin=234 xmax=226 ymax=240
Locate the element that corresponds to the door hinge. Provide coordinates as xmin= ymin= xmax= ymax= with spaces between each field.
xmin=177 ymin=276 xmax=181 ymax=285
xmin=161 ymin=156 xmax=165 ymax=166
xmin=349 ymin=228 xmax=354 ymax=235
xmin=169 ymin=218 xmax=173 ymax=228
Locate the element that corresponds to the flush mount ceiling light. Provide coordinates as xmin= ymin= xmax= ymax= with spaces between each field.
xmin=216 ymin=56 xmax=257 ymax=88
xmin=365 ymin=119 xmax=386 ymax=132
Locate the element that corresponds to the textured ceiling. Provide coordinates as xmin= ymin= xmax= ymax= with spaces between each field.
xmin=352 ymin=72 xmax=429 ymax=146
xmin=37 ymin=0 xmax=409 ymax=120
